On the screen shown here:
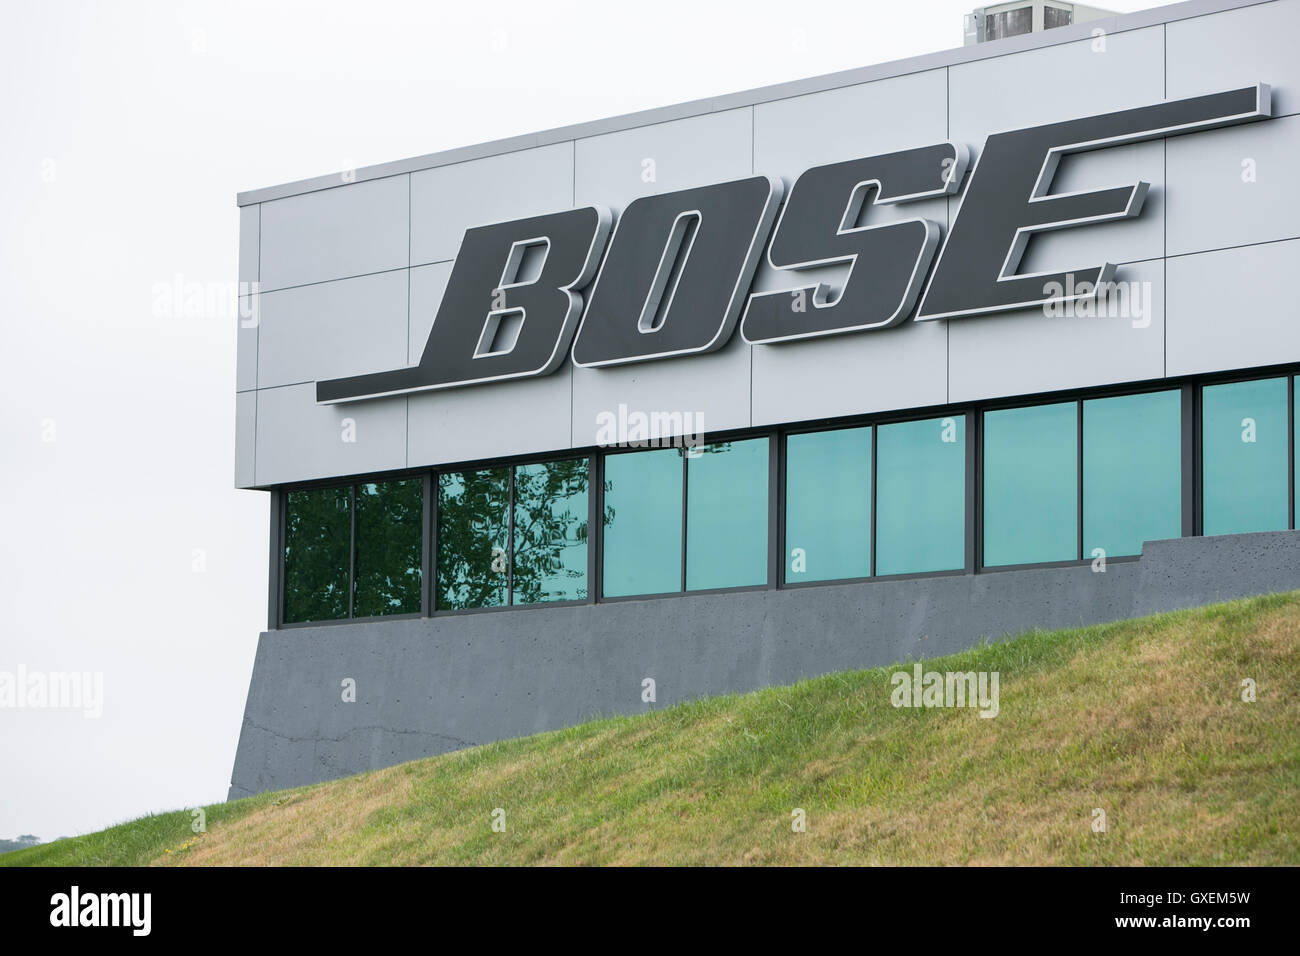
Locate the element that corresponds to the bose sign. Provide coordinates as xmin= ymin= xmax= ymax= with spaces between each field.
xmin=316 ymin=86 xmax=1270 ymax=405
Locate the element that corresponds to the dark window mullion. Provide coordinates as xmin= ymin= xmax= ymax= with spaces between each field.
xmin=870 ymin=425 xmax=878 ymax=578
xmin=680 ymin=449 xmax=689 ymax=593
xmin=423 ymin=472 xmax=434 ymax=616
xmin=1181 ymin=385 xmax=1196 ymax=538
xmin=1289 ymin=375 xmax=1295 ymax=531
xmin=588 ymin=455 xmax=602 ymax=604
xmin=1077 ymin=399 xmax=1084 ymax=561
xmin=507 ymin=467 xmax=515 ymax=604
xmin=768 ymin=433 xmax=781 ymax=589
xmin=347 ymin=484 xmax=357 ymax=619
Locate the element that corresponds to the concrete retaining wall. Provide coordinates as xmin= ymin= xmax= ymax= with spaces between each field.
xmin=228 ymin=529 xmax=1300 ymax=797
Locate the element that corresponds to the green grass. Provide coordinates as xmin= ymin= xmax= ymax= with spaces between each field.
xmin=8 ymin=592 xmax=1300 ymax=866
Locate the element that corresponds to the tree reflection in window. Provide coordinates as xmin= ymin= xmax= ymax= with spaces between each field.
xmin=437 ymin=460 xmax=589 ymax=609
xmin=283 ymin=486 xmax=352 ymax=623
xmin=353 ymin=478 xmax=423 ymax=617
xmin=437 ymin=468 xmax=510 ymax=610
xmin=513 ymin=459 xmax=589 ymax=604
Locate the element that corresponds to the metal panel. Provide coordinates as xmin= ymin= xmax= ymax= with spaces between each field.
xmin=750 ymin=311 xmax=949 ymax=426
xmin=407 ymin=261 xmax=452 ymax=363
xmin=407 ymin=368 xmax=573 ymax=469
xmin=571 ymin=330 xmax=752 ymax=446
xmin=259 ymin=175 xmax=409 ymax=292
xmin=238 ymin=203 xmax=259 ymax=286
xmin=1167 ymin=112 xmax=1300 ymax=256
xmin=236 ymin=293 xmax=258 ymax=393
xmin=254 ymin=384 xmax=407 ymax=486
xmin=949 ymin=259 xmax=1165 ymax=403
xmin=235 ymin=390 xmax=256 ymax=489
xmin=236 ymin=204 xmax=260 ymax=392
xmin=409 ymin=142 xmax=573 ymax=266
xmin=574 ymin=108 xmax=753 ymax=215
xmin=753 ymin=69 xmax=948 ymax=176
xmin=1167 ymin=0 xmax=1300 ymax=117
xmin=1166 ymin=238 xmax=1300 ymax=376
xmin=256 ymin=270 xmax=408 ymax=390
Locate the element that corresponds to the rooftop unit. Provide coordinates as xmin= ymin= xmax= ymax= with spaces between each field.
xmin=964 ymin=2 xmax=1116 ymax=44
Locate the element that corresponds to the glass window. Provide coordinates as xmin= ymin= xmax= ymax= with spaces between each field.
xmin=512 ymin=459 xmax=589 ymax=604
xmin=603 ymin=448 xmax=683 ymax=597
xmin=1043 ymin=6 xmax=1073 ymax=30
xmin=1083 ymin=391 xmax=1181 ymax=558
xmin=1203 ymin=378 xmax=1289 ymax=536
xmin=785 ymin=427 xmax=871 ymax=583
xmin=283 ymin=486 xmax=352 ymax=623
xmin=352 ymin=479 xmax=423 ymax=617
xmin=686 ymin=439 xmax=769 ymax=591
xmin=437 ymin=468 xmax=509 ymax=609
xmin=876 ymin=415 xmax=966 ymax=575
xmin=983 ymin=402 xmax=1078 ymax=566
xmin=986 ymin=7 xmax=1032 ymax=40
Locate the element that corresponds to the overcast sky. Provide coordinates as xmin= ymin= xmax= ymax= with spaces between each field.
xmin=0 ymin=0 xmax=1150 ymax=841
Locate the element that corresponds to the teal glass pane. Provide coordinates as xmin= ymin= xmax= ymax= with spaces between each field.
xmin=353 ymin=478 xmax=424 ymax=617
xmin=983 ymin=402 xmax=1078 ymax=566
xmin=686 ymin=438 xmax=769 ymax=591
xmin=283 ymin=486 xmax=351 ymax=623
xmin=1083 ymin=390 xmax=1181 ymax=558
xmin=1203 ymin=377 xmax=1288 ymax=535
xmin=875 ymin=416 xmax=966 ymax=575
xmin=603 ymin=448 xmax=683 ymax=597
xmin=437 ymin=468 xmax=509 ymax=609
xmin=512 ymin=459 xmax=589 ymax=604
xmin=785 ymin=427 xmax=871 ymax=583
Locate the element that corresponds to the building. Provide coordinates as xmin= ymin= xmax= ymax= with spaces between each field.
xmin=229 ymin=0 xmax=1300 ymax=798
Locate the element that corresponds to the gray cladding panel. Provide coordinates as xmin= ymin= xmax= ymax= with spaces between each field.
xmin=1166 ymin=0 xmax=1300 ymax=117
xmin=259 ymin=175 xmax=409 ymax=292
xmin=409 ymin=143 xmax=574 ymax=266
xmin=1166 ymin=112 xmax=1300 ymax=256
xmin=1165 ymin=238 xmax=1300 ymax=376
xmin=257 ymin=270 xmax=409 ymax=389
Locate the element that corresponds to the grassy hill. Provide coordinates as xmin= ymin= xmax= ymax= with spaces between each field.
xmin=7 ymin=592 xmax=1300 ymax=866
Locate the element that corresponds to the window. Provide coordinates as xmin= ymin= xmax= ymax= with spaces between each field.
xmin=1043 ymin=6 xmax=1073 ymax=30
xmin=1202 ymin=377 xmax=1289 ymax=536
xmin=1083 ymin=390 xmax=1181 ymax=558
xmin=603 ymin=448 xmax=683 ymax=597
xmin=876 ymin=415 xmax=965 ymax=575
xmin=353 ymin=479 xmax=423 ymax=617
xmin=283 ymin=479 xmax=423 ymax=624
xmin=603 ymin=439 xmax=770 ymax=597
xmin=986 ymin=7 xmax=1032 ymax=40
xmin=512 ymin=460 xmax=589 ymax=604
xmin=686 ymin=439 xmax=769 ymax=591
xmin=785 ymin=427 xmax=871 ymax=583
xmin=437 ymin=460 xmax=589 ymax=609
xmin=283 ymin=486 xmax=352 ymax=623
xmin=437 ymin=467 xmax=509 ymax=609
xmin=983 ymin=402 xmax=1077 ymax=567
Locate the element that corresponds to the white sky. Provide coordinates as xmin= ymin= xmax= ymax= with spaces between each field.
xmin=0 ymin=0 xmax=1150 ymax=841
